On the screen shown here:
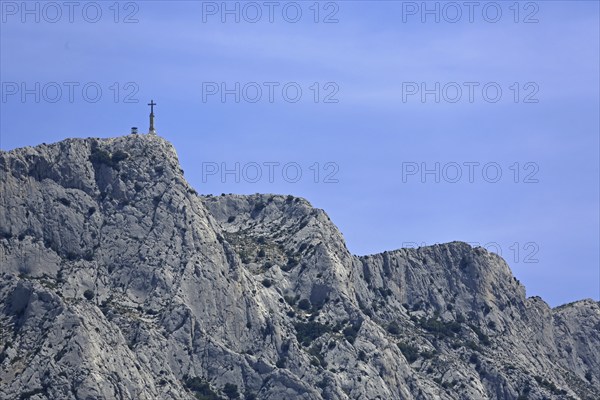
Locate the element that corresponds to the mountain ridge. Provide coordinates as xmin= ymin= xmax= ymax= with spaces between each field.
xmin=0 ymin=134 xmax=598 ymax=400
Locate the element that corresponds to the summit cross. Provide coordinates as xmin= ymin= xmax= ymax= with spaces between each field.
xmin=148 ymin=100 xmax=157 ymax=134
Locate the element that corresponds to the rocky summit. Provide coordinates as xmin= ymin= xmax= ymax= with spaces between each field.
xmin=0 ymin=134 xmax=598 ymax=400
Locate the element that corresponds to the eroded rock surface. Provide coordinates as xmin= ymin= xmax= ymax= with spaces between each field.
xmin=1 ymin=135 xmax=598 ymax=399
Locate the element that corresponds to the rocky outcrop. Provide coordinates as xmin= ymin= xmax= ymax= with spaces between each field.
xmin=0 ymin=134 xmax=598 ymax=400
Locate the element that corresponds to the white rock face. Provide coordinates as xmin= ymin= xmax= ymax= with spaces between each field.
xmin=0 ymin=134 xmax=598 ymax=400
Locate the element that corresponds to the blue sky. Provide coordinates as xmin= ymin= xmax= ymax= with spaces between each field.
xmin=1 ymin=1 xmax=598 ymax=306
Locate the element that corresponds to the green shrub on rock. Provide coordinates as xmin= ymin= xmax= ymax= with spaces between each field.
xmin=294 ymin=321 xmax=331 ymax=346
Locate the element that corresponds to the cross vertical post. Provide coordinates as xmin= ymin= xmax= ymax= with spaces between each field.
xmin=148 ymin=100 xmax=157 ymax=134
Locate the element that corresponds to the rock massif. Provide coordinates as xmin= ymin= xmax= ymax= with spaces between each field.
xmin=0 ymin=134 xmax=598 ymax=400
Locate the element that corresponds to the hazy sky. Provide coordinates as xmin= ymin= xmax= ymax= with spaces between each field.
xmin=1 ymin=1 xmax=598 ymax=306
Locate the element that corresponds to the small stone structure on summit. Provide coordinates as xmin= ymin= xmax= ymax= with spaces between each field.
xmin=131 ymin=100 xmax=157 ymax=135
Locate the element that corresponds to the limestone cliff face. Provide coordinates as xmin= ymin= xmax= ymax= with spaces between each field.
xmin=0 ymin=135 xmax=598 ymax=400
